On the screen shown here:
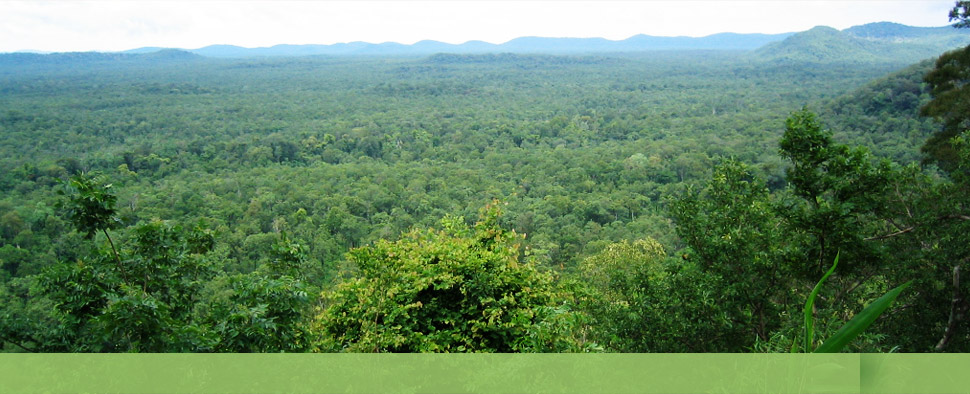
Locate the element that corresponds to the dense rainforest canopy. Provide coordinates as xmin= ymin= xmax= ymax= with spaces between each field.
xmin=2 ymin=23 xmax=970 ymax=353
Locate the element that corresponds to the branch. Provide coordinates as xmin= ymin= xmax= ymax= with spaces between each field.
xmin=887 ymin=302 xmax=915 ymax=317
xmin=102 ymin=228 xmax=130 ymax=285
xmin=941 ymin=214 xmax=970 ymax=221
xmin=865 ymin=213 xmax=969 ymax=242
xmin=937 ymin=265 xmax=969 ymax=351
xmin=886 ymin=217 xmax=907 ymax=232
xmin=833 ymin=269 xmax=878 ymax=307
xmin=865 ymin=227 xmax=914 ymax=241
xmin=0 ymin=333 xmax=37 ymax=352
xmin=894 ymin=183 xmax=913 ymax=219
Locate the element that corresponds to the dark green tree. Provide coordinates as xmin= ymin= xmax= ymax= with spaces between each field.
xmin=920 ymin=2 xmax=970 ymax=172
xmin=2 ymin=173 xmax=322 ymax=352
xmin=878 ymin=132 xmax=970 ymax=351
xmin=207 ymin=232 xmax=315 ymax=352
xmin=950 ymin=1 xmax=970 ymax=28
xmin=920 ymin=46 xmax=970 ymax=172
xmin=778 ymin=109 xmax=894 ymax=278
xmin=56 ymin=174 xmax=125 ymax=279
xmin=671 ymin=160 xmax=796 ymax=347
xmin=33 ymin=220 xmax=218 ymax=352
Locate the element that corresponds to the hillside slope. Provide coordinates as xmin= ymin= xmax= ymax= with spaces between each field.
xmin=820 ymin=59 xmax=938 ymax=162
xmin=757 ymin=24 xmax=970 ymax=64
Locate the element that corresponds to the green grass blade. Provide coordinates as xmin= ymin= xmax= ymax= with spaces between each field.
xmin=814 ymin=280 xmax=912 ymax=353
xmin=804 ymin=252 xmax=839 ymax=352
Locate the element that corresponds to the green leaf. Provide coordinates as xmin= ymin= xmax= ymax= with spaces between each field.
xmin=814 ymin=280 xmax=912 ymax=353
xmin=804 ymin=252 xmax=839 ymax=353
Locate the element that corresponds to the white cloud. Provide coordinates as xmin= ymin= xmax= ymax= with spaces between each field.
xmin=0 ymin=0 xmax=958 ymax=52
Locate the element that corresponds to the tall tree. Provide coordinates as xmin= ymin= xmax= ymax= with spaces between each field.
xmin=671 ymin=160 xmax=795 ymax=347
xmin=920 ymin=2 xmax=970 ymax=172
xmin=57 ymin=174 xmax=126 ymax=280
xmin=778 ymin=109 xmax=894 ymax=278
xmin=920 ymin=46 xmax=970 ymax=172
xmin=950 ymin=1 xmax=970 ymax=28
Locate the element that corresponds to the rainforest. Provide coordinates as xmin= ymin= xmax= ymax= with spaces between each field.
xmin=2 ymin=21 xmax=970 ymax=353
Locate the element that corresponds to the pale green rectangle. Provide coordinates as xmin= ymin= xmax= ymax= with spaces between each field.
xmin=1 ymin=354 xmax=857 ymax=394
xmin=861 ymin=354 xmax=970 ymax=394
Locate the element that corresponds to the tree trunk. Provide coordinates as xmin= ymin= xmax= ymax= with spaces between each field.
xmin=936 ymin=265 xmax=969 ymax=351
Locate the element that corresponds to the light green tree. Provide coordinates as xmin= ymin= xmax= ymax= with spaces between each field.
xmin=316 ymin=201 xmax=579 ymax=352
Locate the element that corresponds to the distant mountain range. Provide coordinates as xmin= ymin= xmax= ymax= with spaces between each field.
xmin=157 ymin=32 xmax=795 ymax=58
xmin=130 ymin=22 xmax=970 ymax=58
xmin=4 ymin=22 xmax=970 ymax=63
xmin=756 ymin=22 xmax=970 ymax=63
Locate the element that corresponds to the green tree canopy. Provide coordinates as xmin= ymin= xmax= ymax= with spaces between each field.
xmin=316 ymin=201 xmax=575 ymax=352
xmin=921 ymin=45 xmax=970 ymax=172
xmin=671 ymin=160 xmax=795 ymax=347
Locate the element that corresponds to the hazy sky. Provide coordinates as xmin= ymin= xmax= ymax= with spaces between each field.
xmin=0 ymin=1 xmax=959 ymax=53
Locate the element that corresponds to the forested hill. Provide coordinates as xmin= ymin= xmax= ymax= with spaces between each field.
xmin=844 ymin=21 xmax=970 ymax=42
xmin=756 ymin=24 xmax=970 ymax=63
xmin=820 ymin=59 xmax=938 ymax=163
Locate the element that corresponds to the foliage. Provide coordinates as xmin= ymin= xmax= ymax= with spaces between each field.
xmin=1 ymin=174 xmax=317 ymax=352
xmin=578 ymin=238 xmax=729 ymax=352
xmin=56 ymin=174 xmax=120 ymax=240
xmin=671 ymin=160 xmax=795 ymax=348
xmin=951 ymin=1 xmax=970 ymax=29
xmin=0 ymin=51 xmax=918 ymax=277
xmin=2 ymin=42 xmax=969 ymax=353
xmin=779 ymin=108 xmax=896 ymax=278
xmin=316 ymin=201 xmax=576 ymax=352
xmin=820 ymin=60 xmax=937 ymax=165
xmin=802 ymin=253 xmax=840 ymax=352
xmin=921 ymin=44 xmax=970 ymax=173
xmin=206 ymin=231 xmax=316 ymax=352
xmin=208 ymin=273 xmax=313 ymax=352
xmin=814 ymin=281 xmax=911 ymax=353
xmin=579 ymin=239 xmax=663 ymax=352
xmin=31 ymin=219 xmax=219 ymax=351
xmin=798 ymin=253 xmax=911 ymax=353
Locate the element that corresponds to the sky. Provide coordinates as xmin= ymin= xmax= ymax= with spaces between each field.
xmin=0 ymin=0 xmax=960 ymax=53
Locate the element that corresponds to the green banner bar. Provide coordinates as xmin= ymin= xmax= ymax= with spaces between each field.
xmin=1 ymin=354 xmax=857 ymax=394
xmin=861 ymin=354 xmax=970 ymax=394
